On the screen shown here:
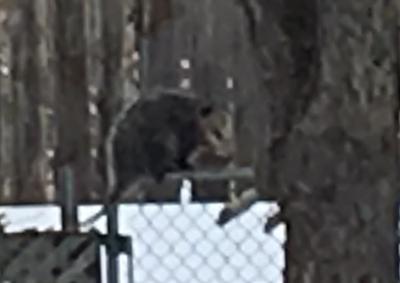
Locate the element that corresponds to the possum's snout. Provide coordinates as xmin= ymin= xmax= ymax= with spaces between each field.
xmin=190 ymin=106 xmax=236 ymax=168
xmin=213 ymin=130 xmax=235 ymax=158
xmin=204 ymin=111 xmax=235 ymax=159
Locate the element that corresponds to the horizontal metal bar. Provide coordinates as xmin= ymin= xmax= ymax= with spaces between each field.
xmin=166 ymin=167 xmax=255 ymax=181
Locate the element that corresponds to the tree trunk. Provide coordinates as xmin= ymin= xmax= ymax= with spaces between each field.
xmin=253 ymin=0 xmax=400 ymax=282
xmin=8 ymin=0 xmax=44 ymax=202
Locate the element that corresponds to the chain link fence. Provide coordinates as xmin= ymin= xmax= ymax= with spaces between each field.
xmin=0 ymin=186 xmax=286 ymax=283
xmin=118 ymin=202 xmax=285 ymax=283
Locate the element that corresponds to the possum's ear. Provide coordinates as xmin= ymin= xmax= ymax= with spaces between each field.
xmin=199 ymin=105 xmax=214 ymax=117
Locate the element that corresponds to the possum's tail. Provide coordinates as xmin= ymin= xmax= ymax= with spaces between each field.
xmin=80 ymin=179 xmax=146 ymax=227
xmin=80 ymin=127 xmax=119 ymax=227
xmin=80 ymin=205 xmax=107 ymax=226
xmin=80 ymin=86 xmax=200 ymax=228
xmin=81 ymin=87 xmax=141 ymax=228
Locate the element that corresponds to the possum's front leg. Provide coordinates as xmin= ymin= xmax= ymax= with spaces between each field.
xmin=175 ymin=156 xmax=194 ymax=170
xmin=186 ymin=145 xmax=209 ymax=168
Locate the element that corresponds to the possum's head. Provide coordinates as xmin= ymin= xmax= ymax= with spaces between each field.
xmin=189 ymin=105 xmax=236 ymax=168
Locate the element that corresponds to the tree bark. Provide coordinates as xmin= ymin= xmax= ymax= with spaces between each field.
xmin=253 ymin=0 xmax=400 ymax=282
xmin=94 ymin=0 xmax=124 ymax=189
xmin=8 ymin=0 xmax=44 ymax=202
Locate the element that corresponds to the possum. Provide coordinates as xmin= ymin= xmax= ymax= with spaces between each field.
xmin=113 ymin=93 xmax=235 ymax=191
xmin=81 ymin=90 xmax=235 ymax=226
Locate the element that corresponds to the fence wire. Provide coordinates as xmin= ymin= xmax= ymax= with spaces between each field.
xmin=0 ymin=198 xmax=286 ymax=283
xmin=117 ymin=198 xmax=286 ymax=283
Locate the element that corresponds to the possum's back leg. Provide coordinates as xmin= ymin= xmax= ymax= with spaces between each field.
xmin=146 ymin=143 xmax=177 ymax=182
xmin=145 ymin=138 xmax=179 ymax=182
xmin=175 ymin=156 xmax=194 ymax=170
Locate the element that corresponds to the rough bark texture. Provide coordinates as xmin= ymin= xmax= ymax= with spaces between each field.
xmin=6 ymin=0 xmax=48 ymax=202
xmin=253 ymin=0 xmax=400 ymax=282
xmin=0 ymin=3 xmax=15 ymax=202
xmin=98 ymin=0 xmax=124 ymax=134
xmin=91 ymin=0 xmax=125 ymax=201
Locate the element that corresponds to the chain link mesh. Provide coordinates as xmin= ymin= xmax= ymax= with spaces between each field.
xmin=0 ymin=196 xmax=286 ymax=283
xmin=118 ymin=200 xmax=285 ymax=283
